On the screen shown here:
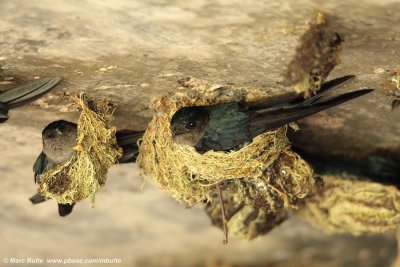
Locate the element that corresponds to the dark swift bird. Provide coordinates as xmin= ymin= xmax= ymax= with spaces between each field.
xmin=0 ymin=77 xmax=62 ymax=123
xmin=170 ymin=76 xmax=373 ymax=152
xmin=30 ymin=120 xmax=78 ymax=217
xmin=29 ymin=120 xmax=144 ymax=217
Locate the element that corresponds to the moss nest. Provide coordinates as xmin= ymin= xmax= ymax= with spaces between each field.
xmin=205 ymin=185 xmax=288 ymax=240
xmin=137 ymin=77 xmax=315 ymax=220
xmin=286 ymin=12 xmax=343 ymax=97
xmin=39 ymin=94 xmax=122 ymax=205
xmin=297 ymin=175 xmax=400 ymax=235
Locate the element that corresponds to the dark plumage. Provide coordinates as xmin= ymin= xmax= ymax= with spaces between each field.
xmin=30 ymin=120 xmax=144 ymax=216
xmin=0 ymin=77 xmax=62 ymax=123
xmin=115 ymin=130 xmax=145 ymax=163
xmin=170 ymin=76 xmax=373 ymax=152
xmin=292 ymin=146 xmax=400 ymax=188
xmin=30 ymin=120 xmax=78 ymax=217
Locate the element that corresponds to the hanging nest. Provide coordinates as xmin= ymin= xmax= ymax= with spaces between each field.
xmin=297 ymin=175 xmax=400 ymax=235
xmin=39 ymin=94 xmax=122 ymax=205
xmin=205 ymin=183 xmax=287 ymax=240
xmin=137 ymin=77 xmax=315 ymax=218
xmin=227 ymin=206 xmax=287 ymax=240
xmin=286 ymin=12 xmax=343 ymax=97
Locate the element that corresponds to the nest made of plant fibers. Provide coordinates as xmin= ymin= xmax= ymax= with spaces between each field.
xmin=297 ymin=175 xmax=400 ymax=235
xmin=39 ymin=94 xmax=122 ymax=206
xmin=205 ymin=182 xmax=288 ymax=241
xmin=137 ymin=77 xmax=315 ymax=214
xmin=286 ymin=12 xmax=343 ymax=98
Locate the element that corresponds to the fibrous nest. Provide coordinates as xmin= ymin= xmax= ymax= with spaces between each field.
xmin=137 ymin=78 xmax=315 ymax=229
xmin=390 ymin=69 xmax=400 ymax=109
xmin=297 ymin=175 xmax=400 ymax=235
xmin=205 ymin=183 xmax=287 ymax=240
xmin=39 ymin=94 xmax=122 ymax=205
xmin=286 ymin=12 xmax=343 ymax=97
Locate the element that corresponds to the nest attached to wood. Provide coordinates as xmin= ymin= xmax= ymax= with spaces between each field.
xmin=297 ymin=175 xmax=400 ymax=235
xmin=205 ymin=185 xmax=288 ymax=240
xmin=286 ymin=12 xmax=343 ymax=97
xmin=137 ymin=78 xmax=315 ymax=218
xmin=39 ymin=95 xmax=122 ymax=205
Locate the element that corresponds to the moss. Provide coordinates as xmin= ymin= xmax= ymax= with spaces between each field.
xmin=205 ymin=186 xmax=287 ymax=241
xmin=297 ymin=175 xmax=400 ymax=235
xmin=39 ymin=94 xmax=122 ymax=206
xmin=286 ymin=12 xmax=343 ymax=98
xmin=137 ymin=77 xmax=315 ymax=226
xmin=391 ymin=70 xmax=400 ymax=90
xmin=389 ymin=69 xmax=400 ymax=109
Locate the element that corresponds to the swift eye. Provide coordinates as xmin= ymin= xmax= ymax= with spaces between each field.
xmin=185 ymin=121 xmax=197 ymax=130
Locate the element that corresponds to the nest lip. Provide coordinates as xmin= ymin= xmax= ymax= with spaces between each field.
xmin=137 ymin=78 xmax=315 ymax=209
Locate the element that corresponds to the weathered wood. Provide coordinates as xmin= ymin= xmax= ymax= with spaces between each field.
xmin=1 ymin=1 xmax=400 ymax=266
xmin=1 ymin=1 xmax=399 ymax=141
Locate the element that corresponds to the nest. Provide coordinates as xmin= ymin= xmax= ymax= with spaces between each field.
xmin=39 ymin=95 xmax=122 ymax=205
xmin=205 ymin=186 xmax=287 ymax=240
xmin=297 ymin=175 xmax=400 ymax=235
xmin=137 ymin=78 xmax=315 ymax=218
xmin=286 ymin=12 xmax=343 ymax=97
xmin=228 ymin=206 xmax=287 ymax=240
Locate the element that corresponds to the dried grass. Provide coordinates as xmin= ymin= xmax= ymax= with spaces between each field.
xmin=137 ymin=78 xmax=315 ymax=216
xmin=39 ymin=94 xmax=121 ymax=206
xmin=298 ymin=175 xmax=400 ymax=235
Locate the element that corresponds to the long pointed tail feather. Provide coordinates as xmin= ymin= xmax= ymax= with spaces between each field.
xmin=116 ymin=131 xmax=144 ymax=163
xmin=301 ymin=75 xmax=355 ymax=105
xmin=0 ymin=76 xmax=62 ymax=108
xmin=116 ymin=131 xmax=144 ymax=146
xmin=248 ymin=75 xmax=355 ymax=110
xmin=250 ymin=88 xmax=373 ymax=137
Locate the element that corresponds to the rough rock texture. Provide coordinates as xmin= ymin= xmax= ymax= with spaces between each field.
xmin=1 ymin=0 xmax=400 ymax=266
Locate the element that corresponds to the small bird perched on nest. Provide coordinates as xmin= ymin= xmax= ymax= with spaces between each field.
xmin=170 ymin=75 xmax=372 ymax=152
xmin=0 ymin=77 xmax=62 ymax=123
xmin=29 ymin=119 xmax=144 ymax=217
xmin=168 ymin=75 xmax=372 ymax=244
xmin=29 ymin=120 xmax=77 ymax=216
